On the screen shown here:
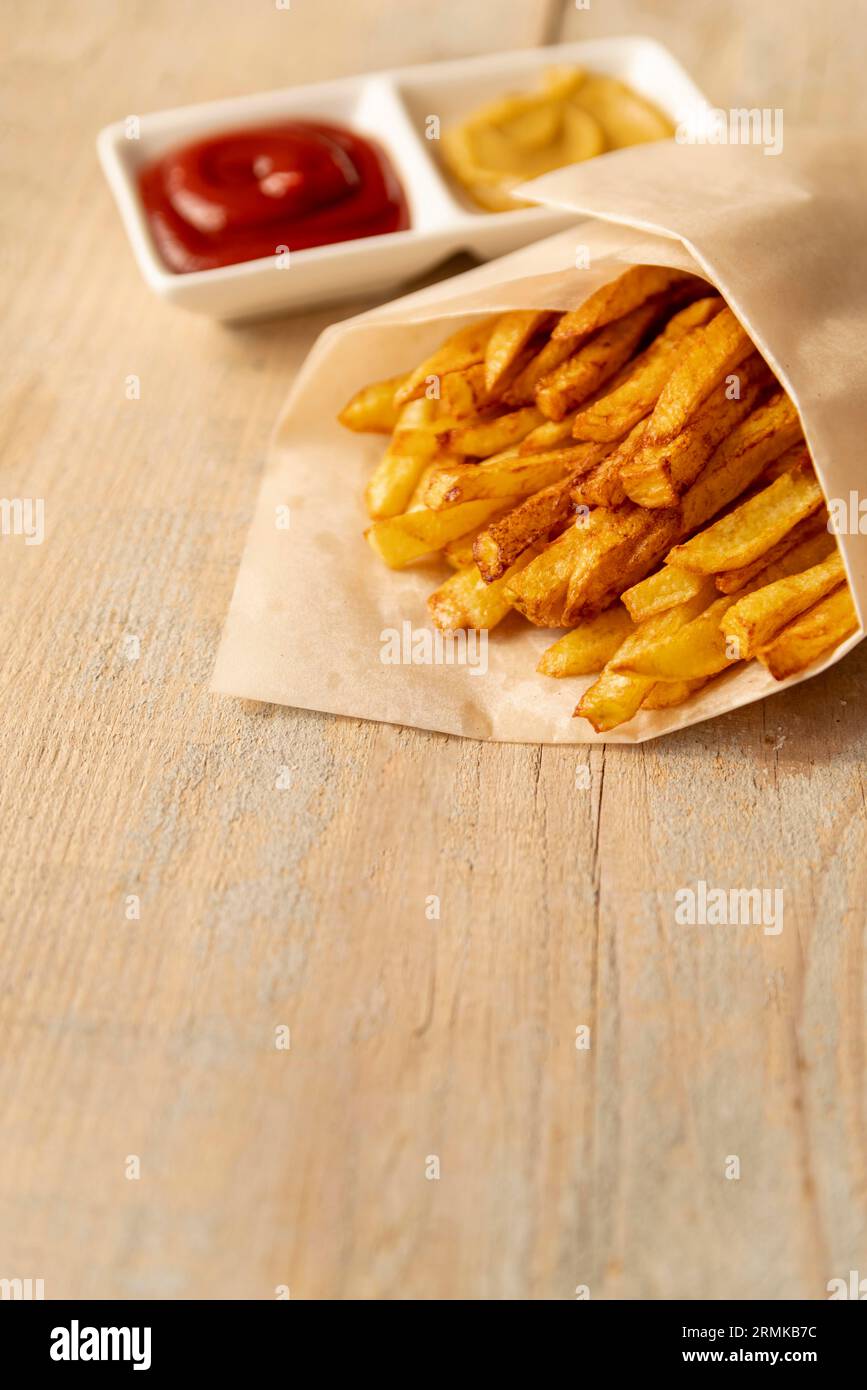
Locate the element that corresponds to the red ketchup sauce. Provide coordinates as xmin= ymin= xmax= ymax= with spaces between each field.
xmin=138 ymin=120 xmax=409 ymax=272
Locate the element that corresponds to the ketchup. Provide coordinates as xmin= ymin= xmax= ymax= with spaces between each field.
xmin=138 ymin=120 xmax=409 ymax=272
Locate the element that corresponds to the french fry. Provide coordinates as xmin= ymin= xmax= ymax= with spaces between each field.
xmin=393 ymin=317 xmax=498 ymax=405
xmin=562 ymin=507 xmax=681 ymax=624
xmin=406 ymin=460 xmax=442 ymax=510
xmin=667 ymin=463 xmax=824 ymax=574
xmin=575 ymin=592 xmax=718 ymax=730
xmin=425 ymin=440 xmax=605 ymax=509
xmin=755 ymin=584 xmax=859 ymax=679
xmin=553 ymin=266 xmax=699 ymax=342
xmin=574 ymin=668 xmax=657 ymax=731
xmin=427 ymin=551 xmax=536 ymax=631
xmin=437 ymin=363 xmax=491 ymax=418
xmin=473 ymin=475 xmax=576 ymax=582
xmin=503 ymin=333 xmax=576 ymax=405
xmin=606 ymin=581 xmax=718 ymax=672
xmin=366 ymin=498 xmax=505 ymax=568
xmin=571 ymin=417 xmax=649 ymax=508
xmin=621 ymin=564 xmax=710 ymax=623
xmin=570 ymin=296 xmax=722 ymax=441
xmin=619 ymin=356 xmax=774 ymax=508
xmin=338 ymin=373 xmax=409 ymax=433
xmin=518 ymin=412 xmax=579 ymax=454
xmin=641 ymin=677 xmax=709 ymax=710
xmin=714 ymin=512 xmax=830 ymax=593
xmin=484 ymin=311 xmax=555 ymax=392
xmin=679 ymin=438 xmax=809 ymax=538
xmin=535 ymin=302 xmax=660 ymax=420
xmin=721 ymin=550 xmax=846 ymax=658
xmin=537 ymin=605 xmax=634 ymax=676
xmin=443 ymin=405 xmax=544 ymax=457
xmin=365 ymin=399 xmax=447 ymax=518
xmin=642 ymin=306 xmax=754 ymax=444
xmin=611 ymin=593 xmax=740 ymax=680
xmin=443 ymin=524 xmax=493 ymax=570
xmin=505 ymin=518 xmax=610 ymax=627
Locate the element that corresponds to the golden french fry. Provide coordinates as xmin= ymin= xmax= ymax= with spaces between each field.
xmin=756 ymin=584 xmax=859 ymax=679
xmin=484 ymin=311 xmax=554 ymax=392
xmin=570 ymin=296 xmax=722 ymax=441
xmin=611 ymin=593 xmax=739 ymax=680
xmin=562 ymin=507 xmax=681 ymax=625
xmin=518 ymin=412 xmax=579 ymax=454
xmin=473 ymin=476 xmax=576 ymax=582
xmin=667 ymin=464 xmax=824 ymax=574
xmin=366 ymin=498 xmax=505 ymax=569
xmin=607 ymin=581 xmax=718 ymax=671
xmin=553 ymin=266 xmax=699 ymax=342
xmin=338 ymin=373 xmax=409 ymax=433
xmin=505 ymin=519 xmax=606 ymax=627
xmin=721 ymin=550 xmax=846 ymax=658
xmin=641 ymin=677 xmax=709 ymax=710
xmin=571 ymin=416 xmax=649 ymax=508
xmin=503 ymin=333 xmax=576 ymax=405
xmin=393 ymin=317 xmax=498 ymax=405
xmin=425 ymin=440 xmax=604 ymax=509
xmin=619 ymin=356 xmax=774 ymax=508
xmin=622 ymin=564 xmax=710 ymax=623
xmin=536 ymin=302 xmax=659 ymax=421
xmin=714 ymin=512 xmax=830 ymax=593
xmin=642 ymin=307 xmax=754 ymax=445
xmin=365 ymin=399 xmax=447 ymax=518
xmin=405 ymin=460 xmax=443 ymax=510
xmin=537 ymin=605 xmax=634 ymax=676
xmin=574 ymin=668 xmax=657 ymax=731
xmin=443 ymin=405 xmax=544 ymax=457
xmin=428 ymin=551 xmax=536 ymax=631
xmin=436 ymin=364 xmax=491 ymax=418
xmin=442 ymin=523 xmax=494 ymax=570
xmin=679 ymin=439 xmax=809 ymax=539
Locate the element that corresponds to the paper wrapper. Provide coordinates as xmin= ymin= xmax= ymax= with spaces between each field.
xmin=213 ymin=129 xmax=866 ymax=743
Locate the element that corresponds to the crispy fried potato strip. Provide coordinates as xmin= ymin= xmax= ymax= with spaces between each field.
xmin=666 ymin=464 xmax=824 ymax=574
xmin=366 ymin=498 xmax=506 ymax=568
xmin=722 ymin=550 xmax=846 ymax=658
xmin=428 ymin=551 xmax=536 ymax=631
xmin=536 ymin=301 xmax=660 ymax=421
xmin=713 ymin=512 xmax=830 ymax=593
xmin=621 ymin=564 xmax=710 ymax=623
xmin=484 ymin=311 xmax=554 ymax=392
xmin=339 ymin=373 xmax=409 ymax=433
xmin=574 ymin=668 xmax=657 ymax=731
xmin=394 ymin=317 xmax=498 ymax=405
xmin=642 ymin=306 xmax=754 ymax=444
xmin=425 ymin=440 xmax=605 ymax=509
xmin=553 ymin=266 xmax=700 ymax=342
xmin=756 ymin=584 xmax=859 ymax=679
xmin=365 ymin=399 xmax=450 ymax=518
xmin=473 ymin=476 xmax=576 ymax=582
xmin=443 ymin=405 xmax=544 ymax=456
xmin=537 ymin=605 xmax=634 ymax=676
xmin=619 ymin=357 xmax=777 ymax=508
xmin=570 ymin=296 xmax=722 ymax=442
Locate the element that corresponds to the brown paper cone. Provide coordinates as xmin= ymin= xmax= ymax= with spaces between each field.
xmin=213 ymin=130 xmax=865 ymax=742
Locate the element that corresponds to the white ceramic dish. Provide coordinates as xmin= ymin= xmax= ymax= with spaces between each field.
xmin=97 ymin=36 xmax=708 ymax=320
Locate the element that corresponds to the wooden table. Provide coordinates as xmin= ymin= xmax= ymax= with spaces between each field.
xmin=2 ymin=0 xmax=865 ymax=1300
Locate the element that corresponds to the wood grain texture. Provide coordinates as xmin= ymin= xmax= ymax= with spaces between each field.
xmin=0 ymin=0 xmax=865 ymax=1300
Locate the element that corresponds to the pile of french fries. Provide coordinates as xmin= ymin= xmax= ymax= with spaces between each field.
xmin=338 ymin=266 xmax=858 ymax=731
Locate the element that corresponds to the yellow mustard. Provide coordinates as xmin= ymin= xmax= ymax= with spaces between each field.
xmin=442 ymin=68 xmax=675 ymax=212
